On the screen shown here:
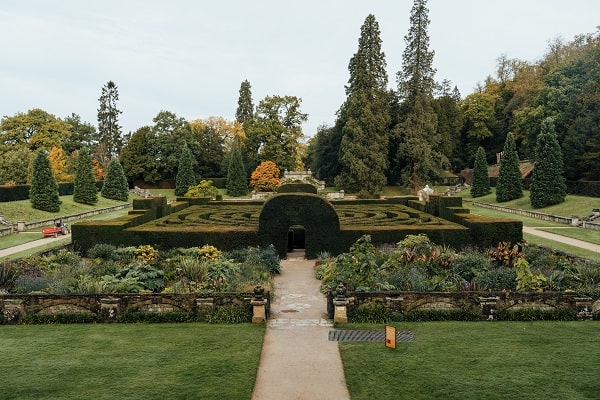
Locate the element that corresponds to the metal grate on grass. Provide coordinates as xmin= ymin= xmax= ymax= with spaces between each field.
xmin=328 ymin=330 xmax=414 ymax=342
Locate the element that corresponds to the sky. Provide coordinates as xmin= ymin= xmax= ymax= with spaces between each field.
xmin=1 ymin=0 xmax=599 ymax=137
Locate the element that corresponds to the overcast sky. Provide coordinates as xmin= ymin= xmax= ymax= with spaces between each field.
xmin=1 ymin=0 xmax=598 ymax=137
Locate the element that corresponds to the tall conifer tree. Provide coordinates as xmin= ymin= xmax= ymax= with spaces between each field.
xmin=335 ymin=14 xmax=390 ymax=196
xmin=530 ymin=117 xmax=566 ymax=208
xmin=97 ymin=81 xmax=123 ymax=168
xmin=73 ymin=147 xmax=98 ymax=205
xmin=496 ymin=132 xmax=523 ymax=202
xmin=471 ymin=146 xmax=491 ymax=197
xmin=175 ymin=143 xmax=196 ymax=196
xmin=30 ymin=150 xmax=60 ymax=212
xmin=236 ymin=80 xmax=254 ymax=126
xmin=394 ymin=0 xmax=446 ymax=190
xmin=101 ymin=159 xmax=129 ymax=202
xmin=226 ymin=137 xmax=248 ymax=197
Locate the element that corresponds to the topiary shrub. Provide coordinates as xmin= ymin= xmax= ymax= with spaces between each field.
xmin=250 ymin=161 xmax=280 ymax=192
xmin=101 ymin=159 xmax=129 ymax=201
xmin=185 ymin=180 xmax=219 ymax=199
xmin=276 ymin=183 xmax=317 ymax=194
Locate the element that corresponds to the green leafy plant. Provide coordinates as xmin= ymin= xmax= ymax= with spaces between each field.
xmin=184 ymin=180 xmax=219 ymax=199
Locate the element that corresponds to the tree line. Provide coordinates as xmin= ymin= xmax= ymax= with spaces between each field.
xmin=1 ymin=0 xmax=598 ymax=199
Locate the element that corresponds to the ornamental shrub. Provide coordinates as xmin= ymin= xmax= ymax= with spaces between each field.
xmin=101 ymin=159 xmax=129 ymax=201
xmin=185 ymin=180 xmax=219 ymax=199
xmin=250 ymin=161 xmax=280 ymax=192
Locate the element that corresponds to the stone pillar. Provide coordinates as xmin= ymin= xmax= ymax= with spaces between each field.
xmin=196 ymin=297 xmax=215 ymax=321
xmin=479 ymin=296 xmax=500 ymax=320
xmin=2 ymin=299 xmax=24 ymax=324
xmin=251 ymin=285 xmax=268 ymax=324
xmin=333 ymin=283 xmax=349 ymax=324
xmin=574 ymin=297 xmax=593 ymax=320
xmin=100 ymin=297 xmax=121 ymax=322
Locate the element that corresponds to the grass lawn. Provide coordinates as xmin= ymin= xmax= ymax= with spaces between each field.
xmin=0 ymin=194 xmax=132 ymax=224
xmin=339 ymin=321 xmax=600 ymax=400
xmin=457 ymin=188 xmax=596 ymax=219
xmin=0 ymin=323 xmax=265 ymax=400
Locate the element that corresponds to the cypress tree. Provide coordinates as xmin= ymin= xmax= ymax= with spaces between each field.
xmin=496 ymin=132 xmax=523 ymax=202
xmin=101 ymin=159 xmax=129 ymax=201
xmin=335 ymin=14 xmax=390 ymax=197
xmin=471 ymin=146 xmax=491 ymax=197
xmin=30 ymin=150 xmax=60 ymax=212
xmin=530 ymin=117 xmax=566 ymax=208
xmin=226 ymin=137 xmax=248 ymax=197
xmin=175 ymin=143 xmax=196 ymax=196
xmin=73 ymin=147 xmax=98 ymax=205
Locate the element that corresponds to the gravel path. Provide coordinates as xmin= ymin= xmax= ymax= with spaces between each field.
xmin=523 ymin=227 xmax=600 ymax=255
xmin=251 ymin=250 xmax=350 ymax=400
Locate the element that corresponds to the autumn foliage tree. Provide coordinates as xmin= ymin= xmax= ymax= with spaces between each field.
xmin=250 ymin=161 xmax=280 ymax=192
xmin=48 ymin=146 xmax=73 ymax=182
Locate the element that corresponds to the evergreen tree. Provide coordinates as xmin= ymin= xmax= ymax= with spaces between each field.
xmin=397 ymin=0 xmax=436 ymax=100
xmin=30 ymin=150 xmax=60 ymax=212
xmin=226 ymin=137 xmax=248 ymax=197
xmin=175 ymin=143 xmax=196 ymax=196
xmin=496 ymin=132 xmax=523 ymax=202
xmin=73 ymin=147 xmax=98 ymax=205
xmin=101 ymin=159 xmax=129 ymax=201
xmin=97 ymin=81 xmax=123 ymax=169
xmin=335 ymin=14 xmax=390 ymax=196
xmin=470 ymin=146 xmax=491 ymax=197
xmin=393 ymin=0 xmax=446 ymax=190
xmin=235 ymin=80 xmax=254 ymax=126
xmin=530 ymin=117 xmax=566 ymax=208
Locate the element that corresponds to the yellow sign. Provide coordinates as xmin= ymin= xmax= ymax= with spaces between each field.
xmin=385 ymin=325 xmax=396 ymax=349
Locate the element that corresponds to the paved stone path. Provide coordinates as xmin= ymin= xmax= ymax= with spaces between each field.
xmin=0 ymin=233 xmax=71 ymax=258
xmin=523 ymin=227 xmax=600 ymax=255
xmin=251 ymin=250 xmax=350 ymax=400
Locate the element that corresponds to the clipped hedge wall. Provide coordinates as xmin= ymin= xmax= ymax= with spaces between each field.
xmin=454 ymin=213 xmax=523 ymax=247
xmin=73 ymin=196 xmax=170 ymax=254
xmin=0 ymin=181 xmax=104 ymax=202
xmin=276 ymin=183 xmax=318 ymax=194
xmin=566 ymin=180 xmax=600 ymax=197
xmin=0 ymin=185 xmax=30 ymax=202
xmin=259 ymin=193 xmax=340 ymax=258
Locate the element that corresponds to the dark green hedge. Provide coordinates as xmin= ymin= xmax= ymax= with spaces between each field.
xmin=566 ymin=180 xmax=600 ymax=197
xmin=455 ymin=213 xmax=523 ymax=247
xmin=497 ymin=307 xmax=577 ymax=321
xmin=276 ymin=183 xmax=318 ymax=194
xmin=259 ymin=193 xmax=340 ymax=258
xmin=0 ymin=185 xmax=30 ymax=202
xmin=0 ymin=181 xmax=104 ymax=202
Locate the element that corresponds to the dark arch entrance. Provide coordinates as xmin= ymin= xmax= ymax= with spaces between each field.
xmin=258 ymin=193 xmax=340 ymax=258
xmin=287 ymin=225 xmax=306 ymax=251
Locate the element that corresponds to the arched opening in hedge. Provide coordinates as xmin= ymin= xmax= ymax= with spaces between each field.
xmin=287 ymin=225 xmax=306 ymax=251
xmin=258 ymin=194 xmax=340 ymax=258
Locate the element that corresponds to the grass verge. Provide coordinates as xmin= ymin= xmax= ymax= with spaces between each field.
xmin=0 ymin=323 xmax=265 ymax=400
xmin=339 ymin=321 xmax=600 ymax=400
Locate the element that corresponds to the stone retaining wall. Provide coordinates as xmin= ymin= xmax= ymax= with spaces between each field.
xmin=327 ymin=291 xmax=598 ymax=321
xmin=1 ymin=292 xmax=266 ymax=324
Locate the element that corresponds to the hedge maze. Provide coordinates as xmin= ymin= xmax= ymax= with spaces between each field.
xmin=73 ymin=193 xmax=522 ymax=258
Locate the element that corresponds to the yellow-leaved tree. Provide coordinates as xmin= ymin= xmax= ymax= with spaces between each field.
xmin=250 ymin=161 xmax=280 ymax=192
xmin=48 ymin=146 xmax=73 ymax=182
